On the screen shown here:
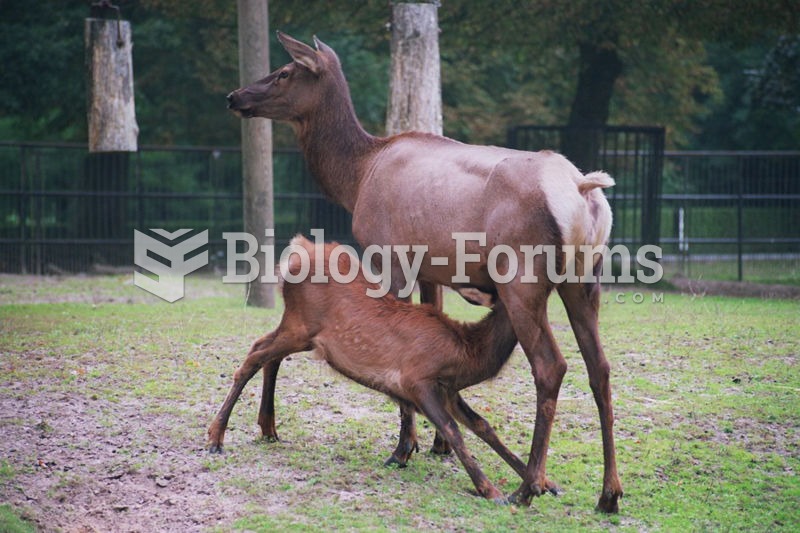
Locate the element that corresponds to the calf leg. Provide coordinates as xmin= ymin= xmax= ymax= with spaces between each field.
xmin=558 ymin=279 xmax=623 ymax=513
xmin=418 ymin=280 xmax=452 ymax=456
xmin=257 ymin=360 xmax=282 ymax=442
xmin=450 ymin=393 xmax=527 ymax=480
xmin=414 ymin=384 xmax=505 ymax=502
xmin=208 ymin=330 xmax=309 ymax=453
xmin=384 ymin=401 xmax=419 ymax=467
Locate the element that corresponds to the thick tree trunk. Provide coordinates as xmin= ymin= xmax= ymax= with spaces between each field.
xmin=85 ymin=18 xmax=138 ymax=152
xmin=238 ymin=0 xmax=275 ymax=308
xmin=386 ymin=2 xmax=445 ymax=311
xmin=84 ymin=17 xmax=137 ymax=256
xmin=563 ymin=41 xmax=623 ymax=171
xmin=386 ymin=2 xmax=442 ymax=136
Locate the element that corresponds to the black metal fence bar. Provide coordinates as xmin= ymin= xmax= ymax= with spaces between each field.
xmin=0 ymin=142 xmax=353 ymax=274
xmin=662 ymin=150 xmax=800 ymax=283
xmin=1 ymin=141 xmax=798 ymax=285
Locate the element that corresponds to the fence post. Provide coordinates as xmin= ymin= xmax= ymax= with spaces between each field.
xmin=19 ymin=145 xmax=28 ymax=274
xmin=238 ymin=0 xmax=275 ymax=308
xmin=737 ymin=156 xmax=744 ymax=281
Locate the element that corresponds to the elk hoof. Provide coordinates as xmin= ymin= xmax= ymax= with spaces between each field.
xmin=383 ymin=455 xmax=409 ymax=468
xmin=596 ymin=490 xmax=621 ymax=514
xmin=208 ymin=443 xmax=224 ymax=454
xmin=430 ymin=433 xmax=452 ymax=455
xmin=508 ymin=487 xmax=533 ymax=507
xmin=492 ymin=495 xmax=509 ymax=506
xmin=261 ymin=434 xmax=279 ymax=443
xmin=544 ymin=479 xmax=561 ymax=496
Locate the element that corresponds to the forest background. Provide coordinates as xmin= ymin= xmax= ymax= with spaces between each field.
xmin=0 ymin=0 xmax=798 ymax=151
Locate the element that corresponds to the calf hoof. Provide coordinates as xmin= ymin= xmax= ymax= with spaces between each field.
xmin=508 ymin=486 xmax=533 ymax=507
xmin=383 ymin=455 xmax=409 ymax=468
xmin=480 ymin=485 xmax=507 ymax=503
xmin=208 ymin=443 xmax=224 ymax=454
xmin=596 ymin=490 xmax=622 ymax=514
xmin=430 ymin=433 xmax=452 ymax=456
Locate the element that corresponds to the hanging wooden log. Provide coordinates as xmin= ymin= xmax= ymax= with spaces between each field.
xmin=386 ymin=2 xmax=442 ymax=136
xmin=85 ymin=16 xmax=138 ymax=152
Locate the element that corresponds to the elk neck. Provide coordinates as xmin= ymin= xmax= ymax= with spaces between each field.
xmin=459 ymin=301 xmax=518 ymax=382
xmin=294 ymin=74 xmax=385 ymax=213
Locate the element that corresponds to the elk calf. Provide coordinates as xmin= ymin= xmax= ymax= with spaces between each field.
xmin=208 ymin=235 xmax=524 ymax=502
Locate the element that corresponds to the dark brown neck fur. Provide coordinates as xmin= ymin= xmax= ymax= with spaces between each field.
xmin=451 ymin=301 xmax=518 ymax=387
xmin=294 ymin=68 xmax=385 ymax=213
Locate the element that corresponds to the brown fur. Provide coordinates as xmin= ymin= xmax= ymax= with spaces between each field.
xmin=208 ymin=236 xmax=523 ymax=501
xmin=224 ymin=32 xmax=622 ymax=511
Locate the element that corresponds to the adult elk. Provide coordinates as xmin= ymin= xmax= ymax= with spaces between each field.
xmin=226 ymin=32 xmax=622 ymax=512
xmin=208 ymin=236 xmax=526 ymax=501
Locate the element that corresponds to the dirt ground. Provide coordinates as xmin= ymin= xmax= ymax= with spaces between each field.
xmin=0 ymin=380 xmax=252 ymax=532
xmin=1 ymin=273 xmax=797 ymax=531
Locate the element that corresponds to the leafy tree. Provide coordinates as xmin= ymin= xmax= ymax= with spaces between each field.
xmin=0 ymin=0 xmax=797 ymax=152
xmin=0 ymin=0 xmax=86 ymax=140
xmin=694 ymin=36 xmax=800 ymax=150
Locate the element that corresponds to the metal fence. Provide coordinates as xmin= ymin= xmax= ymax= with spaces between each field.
xmin=661 ymin=151 xmax=800 ymax=284
xmin=507 ymin=125 xmax=666 ymax=252
xmin=1 ymin=141 xmax=798 ymax=285
xmin=0 ymin=142 xmax=353 ymax=274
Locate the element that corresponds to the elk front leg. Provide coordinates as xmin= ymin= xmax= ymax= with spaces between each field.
xmin=208 ymin=330 xmax=306 ymax=453
xmin=418 ymin=280 xmax=452 ymax=456
xmin=257 ymin=360 xmax=282 ymax=442
xmin=384 ymin=401 xmax=419 ymax=467
xmin=414 ymin=384 xmax=505 ymax=503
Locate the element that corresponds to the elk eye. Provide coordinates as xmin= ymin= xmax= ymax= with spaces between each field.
xmin=278 ymin=71 xmax=289 ymax=80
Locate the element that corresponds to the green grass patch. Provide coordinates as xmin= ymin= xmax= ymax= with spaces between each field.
xmin=0 ymin=505 xmax=35 ymax=533
xmin=0 ymin=276 xmax=798 ymax=531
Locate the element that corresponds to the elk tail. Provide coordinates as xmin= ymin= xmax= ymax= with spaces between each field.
xmin=578 ymin=171 xmax=615 ymax=195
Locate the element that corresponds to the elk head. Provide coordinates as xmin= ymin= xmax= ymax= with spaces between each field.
xmin=226 ymin=32 xmax=337 ymax=121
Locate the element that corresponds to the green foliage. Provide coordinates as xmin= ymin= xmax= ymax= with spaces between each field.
xmin=0 ymin=0 xmax=86 ymax=141
xmin=693 ymin=38 xmax=800 ymax=149
xmin=0 ymin=1 xmax=797 ymax=148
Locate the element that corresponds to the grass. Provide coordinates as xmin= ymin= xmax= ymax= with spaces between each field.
xmin=0 ymin=273 xmax=798 ymax=531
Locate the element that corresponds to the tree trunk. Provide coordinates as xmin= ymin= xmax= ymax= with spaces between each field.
xmin=238 ymin=0 xmax=275 ymax=308
xmin=386 ymin=2 xmax=444 ymax=309
xmin=386 ymin=2 xmax=442 ymax=136
xmin=85 ymin=18 xmax=138 ymax=152
xmin=84 ymin=17 xmax=137 ymax=260
xmin=563 ymin=41 xmax=623 ymax=171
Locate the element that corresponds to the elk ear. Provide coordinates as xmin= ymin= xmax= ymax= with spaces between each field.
xmin=312 ymin=35 xmax=334 ymax=54
xmin=277 ymin=31 xmax=321 ymax=75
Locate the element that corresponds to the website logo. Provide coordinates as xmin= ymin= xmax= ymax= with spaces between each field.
xmin=133 ymin=229 xmax=208 ymax=302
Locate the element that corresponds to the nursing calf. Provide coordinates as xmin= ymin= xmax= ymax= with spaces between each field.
xmin=207 ymin=235 xmax=525 ymax=501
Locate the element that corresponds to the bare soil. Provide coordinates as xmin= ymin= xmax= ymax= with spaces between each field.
xmin=0 ymin=379 xmax=251 ymax=532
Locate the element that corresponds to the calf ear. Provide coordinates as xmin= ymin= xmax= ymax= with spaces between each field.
xmin=277 ymin=31 xmax=321 ymax=75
